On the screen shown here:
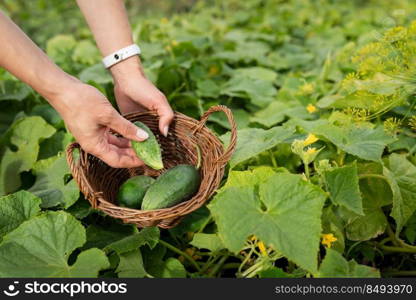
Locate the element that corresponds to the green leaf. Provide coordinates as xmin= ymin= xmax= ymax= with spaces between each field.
xmin=222 ymin=166 xmax=276 ymax=190
xmin=72 ymin=40 xmax=100 ymax=65
xmin=68 ymin=248 xmax=110 ymax=277
xmin=259 ymin=267 xmax=293 ymax=278
xmin=318 ymin=248 xmax=380 ymax=278
xmin=234 ymin=67 xmax=277 ymax=82
xmin=298 ymin=120 xmax=394 ymax=161
xmin=46 ymin=35 xmax=76 ymax=60
xmin=250 ymin=102 xmax=288 ymax=128
xmin=209 ymin=173 xmax=327 ymax=273
xmin=151 ymin=258 xmax=186 ymax=278
xmin=321 ymin=207 xmax=345 ymax=252
xmin=30 ymin=104 xmax=63 ymax=129
xmin=344 ymin=207 xmax=387 ymax=241
xmin=28 ymin=154 xmax=79 ymax=208
xmin=0 ymin=81 xmax=31 ymax=101
xmin=196 ymin=79 xmax=220 ymax=98
xmin=0 ymin=116 xmax=56 ymax=195
xmin=66 ymin=197 xmax=92 ymax=219
xmin=221 ymin=126 xmax=294 ymax=168
xmin=0 ymin=211 xmax=109 ymax=277
xmin=116 ymin=249 xmax=146 ymax=278
xmin=0 ymin=191 xmax=41 ymax=239
xmin=341 ymin=163 xmax=390 ymax=241
xmin=79 ymin=64 xmax=113 ymax=84
xmin=209 ymin=109 xmax=250 ymax=130
xmin=39 ymin=131 xmax=73 ymax=160
xmin=324 ymin=162 xmax=363 ymax=215
xmin=84 ymin=223 xmax=136 ymax=250
xmin=384 ymin=154 xmax=416 ymax=234
xmin=222 ymin=75 xmax=277 ymax=107
xmin=169 ymin=206 xmax=211 ymax=237
xmin=191 ymin=233 xmax=225 ymax=253
xmin=104 ymin=227 xmax=160 ymax=254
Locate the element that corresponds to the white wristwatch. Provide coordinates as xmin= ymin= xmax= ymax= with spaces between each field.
xmin=102 ymin=44 xmax=141 ymax=69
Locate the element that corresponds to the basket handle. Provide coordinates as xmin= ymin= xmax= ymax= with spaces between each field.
xmin=194 ymin=105 xmax=237 ymax=164
xmin=66 ymin=142 xmax=99 ymax=208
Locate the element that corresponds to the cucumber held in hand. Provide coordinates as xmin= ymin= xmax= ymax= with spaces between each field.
xmin=132 ymin=121 xmax=164 ymax=170
xmin=141 ymin=164 xmax=201 ymax=210
xmin=117 ymin=175 xmax=155 ymax=208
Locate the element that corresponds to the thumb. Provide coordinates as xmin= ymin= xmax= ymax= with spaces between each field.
xmin=106 ymin=112 xmax=149 ymax=142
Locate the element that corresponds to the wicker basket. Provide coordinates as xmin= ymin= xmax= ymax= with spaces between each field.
xmin=66 ymin=105 xmax=237 ymax=228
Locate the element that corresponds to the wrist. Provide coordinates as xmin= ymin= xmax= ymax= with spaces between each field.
xmin=35 ymin=68 xmax=80 ymax=106
xmin=109 ymin=55 xmax=145 ymax=85
xmin=45 ymin=78 xmax=86 ymax=117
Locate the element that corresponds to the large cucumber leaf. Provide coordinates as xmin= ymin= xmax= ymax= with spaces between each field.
xmin=0 ymin=211 xmax=109 ymax=277
xmin=209 ymin=171 xmax=326 ymax=274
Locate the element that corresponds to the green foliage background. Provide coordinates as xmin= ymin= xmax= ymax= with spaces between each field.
xmin=1 ymin=0 xmax=416 ymax=278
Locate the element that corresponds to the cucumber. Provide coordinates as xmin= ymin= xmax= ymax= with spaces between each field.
xmin=117 ymin=175 xmax=155 ymax=208
xmin=132 ymin=121 xmax=164 ymax=170
xmin=141 ymin=165 xmax=200 ymax=210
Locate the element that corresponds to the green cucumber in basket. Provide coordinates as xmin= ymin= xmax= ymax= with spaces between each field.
xmin=141 ymin=164 xmax=201 ymax=210
xmin=117 ymin=175 xmax=155 ymax=208
xmin=132 ymin=121 xmax=164 ymax=170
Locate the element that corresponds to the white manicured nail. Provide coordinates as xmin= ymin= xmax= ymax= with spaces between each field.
xmin=163 ymin=126 xmax=169 ymax=137
xmin=136 ymin=129 xmax=149 ymax=140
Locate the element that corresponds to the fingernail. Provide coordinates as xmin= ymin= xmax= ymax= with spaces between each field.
xmin=163 ymin=126 xmax=169 ymax=137
xmin=136 ymin=129 xmax=149 ymax=140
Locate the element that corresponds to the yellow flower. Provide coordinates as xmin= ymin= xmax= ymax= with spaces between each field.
xmin=161 ymin=17 xmax=169 ymax=24
xmin=306 ymin=104 xmax=317 ymax=113
xmin=165 ymin=45 xmax=172 ymax=51
xmin=321 ymin=233 xmax=337 ymax=248
xmin=305 ymin=147 xmax=317 ymax=155
xmin=171 ymin=40 xmax=179 ymax=47
xmin=257 ymin=241 xmax=267 ymax=256
xmin=303 ymin=134 xmax=319 ymax=146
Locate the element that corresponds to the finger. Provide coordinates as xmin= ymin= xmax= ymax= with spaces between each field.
xmin=155 ymin=98 xmax=174 ymax=137
xmin=93 ymin=144 xmax=143 ymax=168
xmin=104 ymin=110 xmax=149 ymax=142
xmin=107 ymin=133 xmax=131 ymax=148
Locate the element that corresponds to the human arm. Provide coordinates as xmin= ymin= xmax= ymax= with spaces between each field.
xmin=76 ymin=0 xmax=174 ymax=136
xmin=0 ymin=11 xmax=147 ymax=168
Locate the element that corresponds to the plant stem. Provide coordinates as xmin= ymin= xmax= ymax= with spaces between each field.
xmin=385 ymin=222 xmax=416 ymax=250
xmin=386 ymin=223 xmax=400 ymax=247
xmin=221 ymin=262 xmax=241 ymax=270
xmin=200 ymin=256 xmax=219 ymax=274
xmin=338 ymin=151 xmax=345 ymax=166
xmin=379 ymin=245 xmax=416 ymax=254
xmin=238 ymin=247 xmax=254 ymax=275
xmin=159 ymin=239 xmax=202 ymax=272
xmin=269 ymin=150 xmax=278 ymax=168
xmin=397 ymin=238 xmax=416 ymax=250
xmin=304 ymin=163 xmax=310 ymax=179
xmin=207 ymin=254 xmax=229 ymax=277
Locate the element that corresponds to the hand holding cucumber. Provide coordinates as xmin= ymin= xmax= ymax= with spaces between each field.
xmin=53 ymin=82 xmax=151 ymax=169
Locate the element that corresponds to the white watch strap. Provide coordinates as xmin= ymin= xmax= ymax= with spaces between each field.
xmin=102 ymin=44 xmax=141 ymax=68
